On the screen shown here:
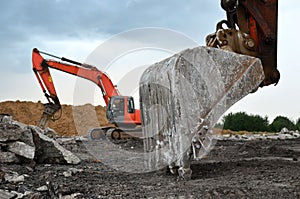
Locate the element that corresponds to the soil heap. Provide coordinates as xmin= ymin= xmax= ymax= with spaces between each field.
xmin=0 ymin=101 xmax=109 ymax=136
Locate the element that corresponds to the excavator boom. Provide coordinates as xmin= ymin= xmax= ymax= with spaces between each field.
xmin=32 ymin=48 xmax=119 ymax=106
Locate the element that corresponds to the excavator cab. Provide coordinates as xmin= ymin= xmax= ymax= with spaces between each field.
xmin=106 ymin=96 xmax=139 ymax=127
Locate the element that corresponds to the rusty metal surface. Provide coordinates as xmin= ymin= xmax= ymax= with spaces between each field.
xmin=239 ymin=0 xmax=279 ymax=87
xmin=210 ymin=0 xmax=279 ymax=87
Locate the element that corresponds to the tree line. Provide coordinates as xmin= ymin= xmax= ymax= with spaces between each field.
xmin=216 ymin=112 xmax=300 ymax=132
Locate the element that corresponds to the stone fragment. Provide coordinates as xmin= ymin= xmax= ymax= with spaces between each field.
xmin=0 ymin=151 xmax=19 ymax=163
xmin=44 ymin=127 xmax=58 ymax=138
xmin=0 ymin=123 xmax=22 ymax=142
xmin=280 ymin=127 xmax=289 ymax=134
xmin=9 ymin=192 xmax=20 ymax=199
xmin=8 ymin=141 xmax=35 ymax=160
xmin=31 ymin=127 xmax=81 ymax=164
xmin=293 ymin=132 xmax=300 ymax=138
xmin=4 ymin=172 xmax=26 ymax=183
xmin=63 ymin=168 xmax=83 ymax=177
xmin=0 ymin=114 xmax=13 ymax=123
xmin=20 ymin=128 xmax=35 ymax=147
xmin=140 ymin=46 xmax=265 ymax=173
xmin=0 ymin=118 xmax=81 ymax=165
xmin=60 ymin=193 xmax=83 ymax=199
xmin=0 ymin=189 xmax=17 ymax=199
xmin=16 ymin=191 xmax=42 ymax=199
xmin=36 ymin=185 xmax=48 ymax=192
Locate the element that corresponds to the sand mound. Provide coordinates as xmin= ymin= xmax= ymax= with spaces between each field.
xmin=0 ymin=101 xmax=109 ymax=136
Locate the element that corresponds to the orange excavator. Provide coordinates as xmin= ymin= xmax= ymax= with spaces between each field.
xmin=32 ymin=48 xmax=141 ymax=139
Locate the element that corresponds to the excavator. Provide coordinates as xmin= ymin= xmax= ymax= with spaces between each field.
xmin=32 ymin=0 xmax=278 ymax=140
xmin=32 ymin=48 xmax=142 ymax=139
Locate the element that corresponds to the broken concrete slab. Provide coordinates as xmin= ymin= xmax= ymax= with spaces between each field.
xmin=8 ymin=141 xmax=35 ymax=160
xmin=0 ymin=189 xmax=17 ymax=199
xmin=140 ymin=46 xmax=265 ymax=176
xmin=20 ymin=128 xmax=35 ymax=147
xmin=0 ymin=116 xmax=81 ymax=165
xmin=30 ymin=126 xmax=81 ymax=164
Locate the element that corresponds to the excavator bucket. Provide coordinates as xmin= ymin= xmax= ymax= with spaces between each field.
xmin=139 ymin=46 xmax=265 ymax=179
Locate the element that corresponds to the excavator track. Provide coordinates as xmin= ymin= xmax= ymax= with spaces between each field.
xmin=88 ymin=126 xmax=143 ymax=141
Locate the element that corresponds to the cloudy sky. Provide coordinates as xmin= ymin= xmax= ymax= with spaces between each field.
xmin=0 ymin=0 xmax=299 ymax=123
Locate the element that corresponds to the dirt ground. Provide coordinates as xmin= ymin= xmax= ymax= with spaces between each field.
xmin=1 ymin=101 xmax=299 ymax=198
xmin=1 ymin=137 xmax=300 ymax=198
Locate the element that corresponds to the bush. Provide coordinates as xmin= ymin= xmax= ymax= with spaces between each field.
xmin=269 ymin=116 xmax=296 ymax=132
xmin=223 ymin=112 xmax=269 ymax=132
xmin=296 ymin=118 xmax=300 ymax=131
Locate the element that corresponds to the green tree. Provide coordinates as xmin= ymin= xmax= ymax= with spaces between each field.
xmin=214 ymin=122 xmax=223 ymax=129
xmin=294 ymin=118 xmax=300 ymax=131
xmin=269 ymin=116 xmax=296 ymax=132
xmin=223 ymin=112 xmax=269 ymax=132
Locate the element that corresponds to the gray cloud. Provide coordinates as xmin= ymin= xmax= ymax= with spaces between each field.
xmin=0 ymin=0 xmax=220 ymax=39
xmin=0 ymin=0 xmax=225 ymax=74
xmin=1 ymin=0 xmax=224 ymax=42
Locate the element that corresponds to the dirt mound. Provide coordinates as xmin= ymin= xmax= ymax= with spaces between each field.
xmin=0 ymin=101 xmax=109 ymax=136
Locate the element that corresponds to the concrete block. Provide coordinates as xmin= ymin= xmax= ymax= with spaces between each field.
xmin=31 ymin=127 xmax=81 ymax=164
xmin=8 ymin=141 xmax=35 ymax=160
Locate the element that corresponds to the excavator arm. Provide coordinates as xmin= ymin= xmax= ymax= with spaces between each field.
xmin=32 ymin=48 xmax=120 ymax=128
xmin=207 ymin=0 xmax=279 ymax=87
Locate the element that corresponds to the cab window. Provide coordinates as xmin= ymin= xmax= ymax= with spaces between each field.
xmin=112 ymin=98 xmax=124 ymax=113
xmin=127 ymin=97 xmax=135 ymax=113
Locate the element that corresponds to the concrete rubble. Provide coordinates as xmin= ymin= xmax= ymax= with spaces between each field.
xmin=0 ymin=115 xmax=90 ymax=198
xmin=217 ymin=128 xmax=300 ymax=141
xmin=0 ymin=116 xmax=299 ymax=197
xmin=0 ymin=189 xmax=17 ymax=199
xmin=0 ymin=114 xmax=81 ymax=165
xmin=140 ymin=46 xmax=265 ymax=179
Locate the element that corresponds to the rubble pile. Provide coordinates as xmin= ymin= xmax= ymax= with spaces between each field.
xmin=0 ymin=101 xmax=109 ymax=136
xmin=0 ymin=115 xmax=100 ymax=198
xmin=217 ymin=127 xmax=300 ymax=141
xmin=0 ymin=115 xmax=81 ymax=164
